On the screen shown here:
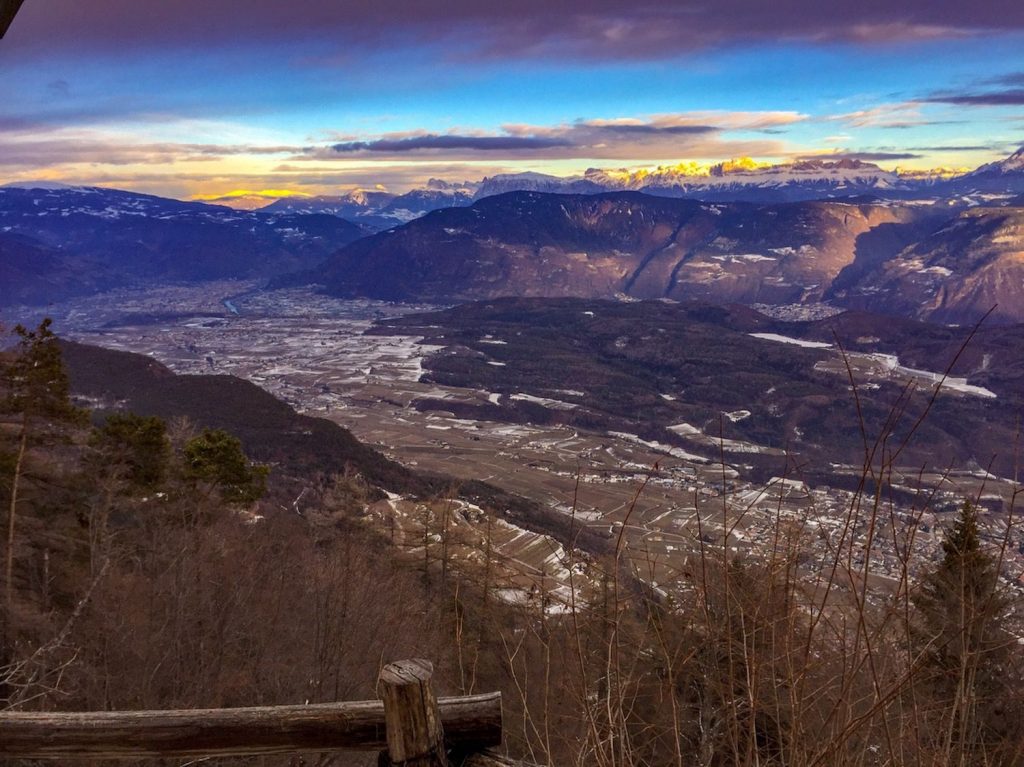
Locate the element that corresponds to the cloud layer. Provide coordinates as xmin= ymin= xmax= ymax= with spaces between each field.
xmin=317 ymin=113 xmax=803 ymax=162
xmin=7 ymin=0 xmax=1024 ymax=60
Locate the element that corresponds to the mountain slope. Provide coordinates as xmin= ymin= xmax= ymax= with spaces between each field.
xmin=0 ymin=185 xmax=369 ymax=306
xmin=59 ymin=339 xmax=603 ymax=551
xmin=308 ymin=191 xmax=932 ymax=304
xmin=302 ymin=189 xmax=1024 ymax=324
xmin=944 ymin=147 xmax=1024 ymax=197
xmin=832 ymin=204 xmax=1024 ymax=324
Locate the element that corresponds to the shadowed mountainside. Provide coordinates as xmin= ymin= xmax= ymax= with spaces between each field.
xmin=298 ymin=191 xmax=1024 ymax=324
xmin=0 ymin=185 xmax=368 ymax=306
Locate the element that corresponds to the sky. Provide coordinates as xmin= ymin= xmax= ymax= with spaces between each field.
xmin=1 ymin=0 xmax=1023 ymax=204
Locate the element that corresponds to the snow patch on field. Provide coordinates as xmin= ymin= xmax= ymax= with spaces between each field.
xmin=511 ymin=393 xmax=578 ymax=410
xmin=608 ymin=431 xmax=707 ymax=462
xmin=865 ymin=354 xmax=997 ymax=398
xmin=724 ymin=410 xmax=751 ymax=422
xmin=749 ymin=333 xmax=833 ymax=349
xmin=711 ymin=254 xmax=777 ymax=263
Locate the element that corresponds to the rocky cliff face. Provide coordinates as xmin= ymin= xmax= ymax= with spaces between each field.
xmin=833 ymin=206 xmax=1024 ymax=324
xmin=314 ymin=192 xmax=922 ymax=299
xmin=311 ymin=190 xmax=1024 ymax=324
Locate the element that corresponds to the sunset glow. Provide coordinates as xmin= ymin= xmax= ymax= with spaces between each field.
xmin=1 ymin=1 xmax=1021 ymax=202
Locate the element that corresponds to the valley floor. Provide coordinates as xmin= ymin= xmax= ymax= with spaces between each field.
xmin=25 ymin=282 xmax=1024 ymax=606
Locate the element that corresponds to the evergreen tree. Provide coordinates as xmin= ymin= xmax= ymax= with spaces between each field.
xmin=91 ymin=413 xmax=170 ymax=491
xmin=2 ymin=319 xmax=87 ymax=637
xmin=912 ymin=501 xmax=1017 ymax=761
xmin=3 ymin=318 xmax=84 ymax=423
xmin=182 ymin=428 xmax=268 ymax=505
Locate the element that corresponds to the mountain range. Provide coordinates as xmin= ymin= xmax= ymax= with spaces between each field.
xmin=3 ymin=147 xmax=1023 ymax=323
xmin=297 ymin=190 xmax=1024 ymax=325
xmin=256 ymin=148 xmax=1024 ymax=230
xmin=0 ymin=183 xmax=367 ymax=305
xmin=261 ymin=180 xmax=475 ymax=230
xmin=467 ymin=150 xmax=1024 ymax=204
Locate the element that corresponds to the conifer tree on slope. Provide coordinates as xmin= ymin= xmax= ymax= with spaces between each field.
xmin=2 ymin=319 xmax=86 ymax=635
xmin=912 ymin=501 xmax=1019 ymax=761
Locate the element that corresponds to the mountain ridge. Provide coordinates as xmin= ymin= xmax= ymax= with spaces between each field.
xmin=298 ymin=189 xmax=1022 ymax=324
xmin=0 ymin=185 xmax=368 ymax=306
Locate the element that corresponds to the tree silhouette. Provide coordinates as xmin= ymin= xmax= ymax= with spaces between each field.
xmin=2 ymin=319 xmax=87 ymax=631
xmin=912 ymin=501 xmax=1018 ymax=762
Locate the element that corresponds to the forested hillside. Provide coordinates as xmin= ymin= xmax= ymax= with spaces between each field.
xmin=2 ymin=321 xmax=1022 ymax=766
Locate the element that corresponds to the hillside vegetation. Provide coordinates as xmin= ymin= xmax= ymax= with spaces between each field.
xmin=1 ymin=321 xmax=1022 ymax=767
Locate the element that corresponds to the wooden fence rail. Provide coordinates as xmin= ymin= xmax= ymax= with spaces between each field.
xmin=0 ymin=659 xmax=506 ymax=765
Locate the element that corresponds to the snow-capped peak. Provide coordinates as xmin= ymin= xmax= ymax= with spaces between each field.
xmin=967 ymin=146 xmax=1024 ymax=176
xmin=1000 ymin=146 xmax=1024 ymax=172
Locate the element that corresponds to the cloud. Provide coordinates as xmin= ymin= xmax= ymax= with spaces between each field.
xmin=0 ymin=132 xmax=303 ymax=169
xmin=907 ymin=144 xmax=1002 ymax=152
xmin=827 ymin=103 xmax=952 ymax=129
xmin=798 ymin=151 xmax=922 ymax=162
xmin=7 ymin=1 xmax=1024 ymax=62
xmin=922 ymin=89 xmax=1024 ymax=106
xmin=0 ymin=112 xmax=801 ymax=182
xmin=981 ymin=72 xmax=1024 ymax=87
xmin=330 ymin=134 xmax=572 ymax=153
xmin=314 ymin=113 xmax=801 ymax=162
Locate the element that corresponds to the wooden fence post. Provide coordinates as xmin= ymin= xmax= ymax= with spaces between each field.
xmin=378 ymin=658 xmax=448 ymax=766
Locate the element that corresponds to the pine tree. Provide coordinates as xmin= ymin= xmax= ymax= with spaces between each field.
xmin=182 ymin=428 xmax=267 ymax=506
xmin=91 ymin=413 xmax=171 ymax=491
xmin=2 ymin=319 xmax=87 ymax=637
xmin=912 ymin=501 xmax=1016 ymax=762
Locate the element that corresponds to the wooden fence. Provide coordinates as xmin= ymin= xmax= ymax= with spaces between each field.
xmin=0 ymin=658 xmax=515 ymax=766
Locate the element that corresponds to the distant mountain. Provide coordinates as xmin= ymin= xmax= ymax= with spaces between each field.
xmin=300 ymin=189 xmax=1024 ymax=324
xmin=0 ymin=184 xmax=368 ymax=306
xmin=262 ymin=181 xmax=474 ymax=230
xmin=262 ymin=189 xmax=398 ymax=219
xmin=473 ymin=158 xmax=914 ymax=204
xmin=943 ymin=147 xmax=1024 ymax=197
xmin=474 ymin=172 xmax=607 ymax=199
xmin=272 ymin=148 xmax=1024 ymax=222
xmin=638 ymin=158 xmax=912 ymax=202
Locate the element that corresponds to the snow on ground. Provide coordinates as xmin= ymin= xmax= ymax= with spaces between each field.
xmin=511 ymin=393 xmax=578 ymax=410
xmin=711 ymin=254 xmax=777 ymax=263
xmin=863 ymin=353 xmax=997 ymax=398
xmin=667 ymin=423 xmax=702 ymax=437
xmin=608 ymin=431 xmax=707 ymax=462
xmin=749 ymin=332 xmax=833 ymax=349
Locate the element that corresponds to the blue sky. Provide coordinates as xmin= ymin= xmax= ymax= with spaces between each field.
xmin=1 ymin=0 xmax=1022 ymax=202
